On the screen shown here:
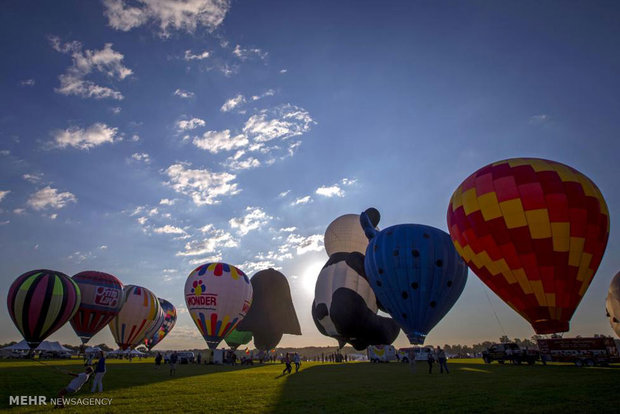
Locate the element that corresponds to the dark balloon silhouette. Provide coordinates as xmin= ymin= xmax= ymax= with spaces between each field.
xmin=236 ymin=268 xmax=301 ymax=350
xmin=312 ymin=252 xmax=401 ymax=350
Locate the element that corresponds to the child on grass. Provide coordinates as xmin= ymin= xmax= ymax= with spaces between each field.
xmin=55 ymin=366 xmax=93 ymax=408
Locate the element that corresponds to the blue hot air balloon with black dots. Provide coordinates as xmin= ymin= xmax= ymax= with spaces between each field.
xmin=360 ymin=209 xmax=468 ymax=344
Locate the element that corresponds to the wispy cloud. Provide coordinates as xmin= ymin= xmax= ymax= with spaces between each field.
xmin=52 ymin=123 xmax=118 ymax=150
xmin=291 ymin=195 xmax=312 ymax=206
xmin=229 ymin=206 xmax=272 ymax=236
xmin=177 ymin=117 xmax=206 ymax=131
xmin=232 ymin=44 xmax=267 ymax=60
xmin=529 ymin=114 xmax=550 ymax=125
xmin=153 ymin=224 xmax=186 ymax=234
xmin=20 ymin=79 xmax=35 ymax=86
xmin=164 ymin=162 xmax=239 ymax=206
xmin=0 ymin=191 xmax=10 ymax=203
xmin=50 ymin=36 xmax=132 ymax=100
xmin=23 ymin=173 xmax=44 ymax=184
xmin=315 ymin=178 xmax=357 ymax=198
xmin=184 ymin=49 xmax=210 ymax=61
xmin=103 ymin=0 xmax=230 ymax=36
xmin=131 ymin=152 xmax=151 ymax=163
xmin=27 ymin=186 xmax=77 ymax=210
xmin=174 ymin=89 xmax=194 ymax=99
xmin=177 ymin=224 xmax=237 ymax=257
xmin=220 ymin=94 xmax=246 ymax=112
xmin=193 ymin=130 xmax=248 ymax=153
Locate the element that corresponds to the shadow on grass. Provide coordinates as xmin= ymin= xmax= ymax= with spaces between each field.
xmin=270 ymin=360 xmax=620 ymax=413
xmin=0 ymin=358 xmax=267 ymax=409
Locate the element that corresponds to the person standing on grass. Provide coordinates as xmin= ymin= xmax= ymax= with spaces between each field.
xmin=436 ymin=346 xmax=449 ymax=374
xmin=91 ymin=351 xmax=106 ymax=393
xmin=169 ymin=351 xmax=178 ymax=376
xmin=293 ymin=353 xmax=301 ymax=373
xmin=155 ymin=352 xmax=162 ymax=368
xmin=427 ymin=349 xmax=435 ymax=374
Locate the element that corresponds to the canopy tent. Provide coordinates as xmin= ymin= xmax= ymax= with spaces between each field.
xmin=36 ymin=341 xmax=72 ymax=352
xmin=1 ymin=340 xmax=31 ymax=351
xmin=84 ymin=346 xmax=101 ymax=354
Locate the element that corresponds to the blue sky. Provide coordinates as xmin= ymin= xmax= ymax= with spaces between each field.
xmin=1 ymin=1 xmax=619 ymax=350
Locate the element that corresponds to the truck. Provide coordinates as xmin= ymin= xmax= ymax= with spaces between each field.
xmin=482 ymin=343 xmax=539 ymax=365
xmin=399 ymin=346 xmax=435 ymax=362
xmin=537 ymin=337 xmax=620 ymax=367
xmin=367 ymin=345 xmax=398 ymax=363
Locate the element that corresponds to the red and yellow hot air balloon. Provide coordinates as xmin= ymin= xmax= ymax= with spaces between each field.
xmin=109 ymin=285 xmax=160 ymax=350
xmin=447 ymin=158 xmax=609 ymax=334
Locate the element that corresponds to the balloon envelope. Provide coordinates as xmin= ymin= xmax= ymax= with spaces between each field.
xmin=145 ymin=298 xmax=177 ymax=350
xmin=7 ymin=269 xmax=81 ymax=348
xmin=447 ymin=158 xmax=609 ymax=334
xmin=185 ymin=262 xmax=252 ymax=350
xmin=362 ymin=212 xmax=468 ymax=345
xmin=236 ymin=268 xmax=301 ymax=351
xmin=109 ymin=285 xmax=160 ymax=350
xmin=70 ymin=271 xmax=124 ymax=344
xmin=606 ymin=272 xmax=620 ymax=338
xmin=324 ymin=210 xmax=379 ymax=256
xmin=224 ymin=329 xmax=252 ymax=350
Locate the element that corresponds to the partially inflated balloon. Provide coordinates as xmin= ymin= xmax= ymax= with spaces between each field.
xmin=236 ymin=268 xmax=301 ymax=351
xmin=312 ymin=252 xmax=401 ymax=350
xmin=606 ymin=272 xmax=620 ymax=338
xmin=145 ymin=298 xmax=177 ymax=350
xmin=447 ymin=158 xmax=609 ymax=334
xmin=7 ymin=269 xmax=81 ymax=348
xmin=324 ymin=209 xmax=380 ymax=256
xmin=225 ymin=329 xmax=252 ymax=350
xmin=70 ymin=271 xmax=124 ymax=344
xmin=361 ymin=211 xmax=468 ymax=345
xmin=139 ymin=301 xmax=164 ymax=346
xmin=109 ymin=285 xmax=160 ymax=350
xmin=185 ymin=262 xmax=252 ymax=349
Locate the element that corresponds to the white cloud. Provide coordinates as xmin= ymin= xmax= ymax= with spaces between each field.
xmin=103 ymin=0 xmax=230 ymax=36
xmin=278 ymin=190 xmax=290 ymax=198
xmin=52 ymin=123 xmax=118 ymax=150
xmin=177 ymin=117 xmax=206 ymax=131
xmin=48 ymin=213 xmax=58 ymax=220
xmin=315 ymin=185 xmax=343 ymax=198
xmin=220 ymin=94 xmax=246 ymax=112
xmin=280 ymin=69 xmax=287 ymax=74
xmin=111 ymin=106 xmax=122 ymax=114
xmin=13 ymin=208 xmax=26 ymax=215
xmin=50 ymin=37 xmax=132 ymax=100
xmin=153 ymin=224 xmax=186 ymax=234
xmin=229 ymin=206 xmax=272 ymax=236
xmin=159 ymin=198 xmax=176 ymax=205
xmin=164 ymin=162 xmax=239 ymax=206
xmin=243 ymin=104 xmax=314 ymax=143
xmin=251 ymin=89 xmax=275 ymax=101
xmin=137 ymin=216 xmax=148 ymax=225
xmin=174 ymin=89 xmax=194 ymax=99
xmin=226 ymin=156 xmax=260 ymax=171
xmin=0 ymin=150 xmax=10 ymax=156
xmin=193 ymin=129 xmax=248 ymax=153
xmin=131 ymin=152 xmax=151 ymax=163
xmin=529 ymin=114 xmax=550 ymax=124
xmin=238 ymin=260 xmax=280 ymax=275
xmin=131 ymin=134 xmax=140 ymax=142
xmin=284 ymin=233 xmax=324 ymax=255
xmin=177 ymin=225 xmax=237 ymax=256
xmin=184 ymin=49 xmax=210 ymax=60
xmin=279 ymin=226 xmax=296 ymax=233
xmin=0 ymin=220 xmax=9 ymax=226
xmin=27 ymin=186 xmax=77 ymax=210
xmin=291 ymin=195 xmax=312 ymax=206
xmin=23 ymin=173 xmax=44 ymax=183
xmin=21 ymin=79 xmax=35 ymax=86
xmin=232 ymin=44 xmax=267 ymax=60
xmin=0 ymin=191 xmax=10 ymax=202
xmin=99 ymin=245 xmax=108 ymax=250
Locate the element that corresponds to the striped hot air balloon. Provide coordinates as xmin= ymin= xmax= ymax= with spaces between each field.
xmin=7 ymin=269 xmax=81 ymax=348
xmin=109 ymin=285 xmax=160 ymax=350
xmin=447 ymin=158 xmax=609 ymax=334
xmin=70 ymin=271 xmax=124 ymax=344
xmin=144 ymin=298 xmax=176 ymax=350
xmin=185 ymin=262 xmax=253 ymax=349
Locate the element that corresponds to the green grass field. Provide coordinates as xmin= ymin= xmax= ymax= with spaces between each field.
xmin=1 ymin=358 xmax=618 ymax=413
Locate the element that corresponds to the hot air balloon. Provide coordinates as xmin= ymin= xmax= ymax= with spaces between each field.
xmin=7 ymin=269 xmax=81 ymax=349
xmin=606 ymin=272 xmax=620 ymax=338
xmin=447 ymin=158 xmax=609 ymax=334
xmin=312 ymin=251 xmax=401 ymax=350
xmin=70 ymin=271 xmax=124 ymax=344
xmin=324 ymin=209 xmax=380 ymax=256
xmin=109 ymin=285 xmax=160 ymax=350
xmin=361 ymin=210 xmax=468 ymax=345
xmin=185 ymin=262 xmax=253 ymax=349
xmin=225 ymin=329 xmax=252 ymax=350
xmin=145 ymin=298 xmax=177 ymax=350
xmin=236 ymin=268 xmax=301 ymax=350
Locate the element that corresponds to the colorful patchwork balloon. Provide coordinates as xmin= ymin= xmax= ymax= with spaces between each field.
xmin=145 ymin=298 xmax=177 ymax=350
xmin=447 ymin=158 xmax=609 ymax=334
xmin=70 ymin=271 xmax=124 ymax=344
xmin=361 ymin=212 xmax=468 ymax=344
xmin=185 ymin=262 xmax=253 ymax=349
xmin=7 ymin=269 xmax=81 ymax=348
xmin=224 ymin=329 xmax=252 ymax=350
xmin=109 ymin=285 xmax=160 ymax=350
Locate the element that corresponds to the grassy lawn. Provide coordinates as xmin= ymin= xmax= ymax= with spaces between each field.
xmin=1 ymin=358 xmax=618 ymax=413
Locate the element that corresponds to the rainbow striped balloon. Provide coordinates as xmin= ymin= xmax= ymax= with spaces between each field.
xmin=144 ymin=298 xmax=177 ymax=350
xmin=7 ymin=269 xmax=81 ymax=348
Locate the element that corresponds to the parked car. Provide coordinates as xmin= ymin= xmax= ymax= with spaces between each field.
xmin=482 ymin=343 xmax=539 ymax=365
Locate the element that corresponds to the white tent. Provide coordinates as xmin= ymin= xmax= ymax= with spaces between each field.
xmin=36 ymin=341 xmax=72 ymax=352
xmin=84 ymin=346 xmax=101 ymax=354
xmin=2 ymin=340 xmax=31 ymax=351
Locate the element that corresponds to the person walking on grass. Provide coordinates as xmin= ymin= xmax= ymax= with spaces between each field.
xmin=56 ymin=366 xmax=93 ymax=408
xmin=91 ymin=351 xmax=106 ymax=393
xmin=169 ymin=351 xmax=178 ymax=376
xmin=282 ymin=353 xmax=292 ymax=375
xmin=437 ymin=346 xmax=449 ymax=374
xmin=427 ymin=349 xmax=435 ymax=374
xmin=293 ymin=353 xmax=301 ymax=373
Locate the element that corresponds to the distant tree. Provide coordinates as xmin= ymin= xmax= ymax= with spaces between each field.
xmin=96 ymin=343 xmax=113 ymax=352
xmin=499 ymin=335 xmax=511 ymax=343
